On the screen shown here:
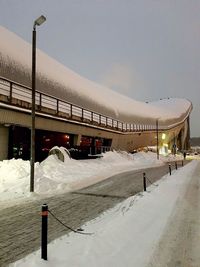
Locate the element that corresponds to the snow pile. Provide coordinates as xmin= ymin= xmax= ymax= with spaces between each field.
xmin=0 ymin=151 xmax=166 ymax=205
xmin=49 ymin=146 xmax=71 ymax=161
xmin=0 ymin=158 xmax=30 ymax=193
xmin=133 ymin=151 xmax=162 ymax=165
xmin=160 ymin=153 xmax=183 ymax=162
xmin=10 ymin=160 xmax=198 ymax=267
xmin=101 ymin=150 xmax=134 ymax=163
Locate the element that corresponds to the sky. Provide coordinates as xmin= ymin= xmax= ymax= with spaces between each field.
xmin=0 ymin=0 xmax=200 ymax=136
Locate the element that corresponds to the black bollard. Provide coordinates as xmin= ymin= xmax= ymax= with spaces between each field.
xmin=143 ymin=172 xmax=146 ymax=191
xmin=169 ymin=164 xmax=171 ymax=175
xmin=175 ymin=162 xmax=177 ymax=170
xmin=41 ymin=204 xmax=48 ymax=260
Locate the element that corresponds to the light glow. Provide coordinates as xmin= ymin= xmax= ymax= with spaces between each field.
xmin=162 ymin=133 xmax=166 ymax=140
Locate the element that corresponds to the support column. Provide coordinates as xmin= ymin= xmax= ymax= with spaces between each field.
xmin=0 ymin=124 xmax=9 ymax=160
xmin=185 ymin=116 xmax=191 ymax=150
xmin=73 ymin=134 xmax=82 ymax=146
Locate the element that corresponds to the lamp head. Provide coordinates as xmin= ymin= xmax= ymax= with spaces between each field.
xmin=34 ymin=15 xmax=46 ymax=28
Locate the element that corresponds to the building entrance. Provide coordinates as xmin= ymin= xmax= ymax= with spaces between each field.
xmin=8 ymin=126 xmax=74 ymax=162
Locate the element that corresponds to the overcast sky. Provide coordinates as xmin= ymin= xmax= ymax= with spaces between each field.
xmin=0 ymin=0 xmax=199 ymax=137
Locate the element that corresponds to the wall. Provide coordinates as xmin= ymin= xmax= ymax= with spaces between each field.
xmin=0 ymin=106 xmax=190 ymax=160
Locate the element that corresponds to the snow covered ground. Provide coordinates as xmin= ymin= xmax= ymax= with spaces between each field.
xmin=9 ymin=157 xmax=198 ymax=267
xmin=0 ymin=150 xmax=183 ymax=208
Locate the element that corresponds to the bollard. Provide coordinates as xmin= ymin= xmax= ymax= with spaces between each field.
xmin=143 ymin=172 xmax=146 ymax=191
xmin=169 ymin=164 xmax=171 ymax=175
xmin=41 ymin=204 xmax=48 ymax=260
xmin=175 ymin=162 xmax=177 ymax=170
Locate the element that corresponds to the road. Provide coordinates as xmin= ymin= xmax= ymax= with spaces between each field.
xmin=0 ymin=162 xmax=180 ymax=267
xmin=148 ymin=161 xmax=200 ymax=267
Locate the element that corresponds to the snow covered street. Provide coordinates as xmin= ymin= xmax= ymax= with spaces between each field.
xmin=8 ymin=159 xmax=199 ymax=267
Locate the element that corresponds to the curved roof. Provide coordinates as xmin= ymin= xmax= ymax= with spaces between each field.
xmin=0 ymin=26 xmax=192 ymax=127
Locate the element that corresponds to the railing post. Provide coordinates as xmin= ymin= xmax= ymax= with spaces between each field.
xmin=143 ymin=172 xmax=146 ymax=191
xmin=175 ymin=162 xmax=177 ymax=170
xmin=56 ymin=99 xmax=59 ymax=115
xmin=70 ymin=104 xmax=72 ymax=118
xmin=39 ymin=93 xmax=42 ymax=110
xmin=91 ymin=112 xmax=93 ymax=123
xmin=81 ymin=108 xmax=84 ymax=121
xmin=169 ymin=164 xmax=171 ymax=175
xmin=9 ymin=82 xmax=13 ymax=103
xmin=41 ymin=204 xmax=48 ymax=261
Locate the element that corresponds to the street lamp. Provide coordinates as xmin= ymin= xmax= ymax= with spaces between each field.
xmin=30 ymin=15 xmax=46 ymax=192
xmin=156 ymin=119 xmax=159 ymax=160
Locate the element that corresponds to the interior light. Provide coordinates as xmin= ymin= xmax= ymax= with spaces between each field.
xmin=162 ymin=133 xmax=166 ymax=140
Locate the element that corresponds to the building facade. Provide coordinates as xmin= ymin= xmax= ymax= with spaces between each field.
xmin=0 ymin=26 xmax=192 ymax=161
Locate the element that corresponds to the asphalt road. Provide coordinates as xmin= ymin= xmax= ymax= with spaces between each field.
xmin=0 ymin=161 xmax=182 ymax=267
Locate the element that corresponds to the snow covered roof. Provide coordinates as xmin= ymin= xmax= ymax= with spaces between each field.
xmin=0 ymin=26 xmax=192 ymax=126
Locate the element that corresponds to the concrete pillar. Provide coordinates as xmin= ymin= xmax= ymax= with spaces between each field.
xmin=0 ymin=124 xmax=9 ymax=160
xmin=73 ymin=134 xmax=82 ymax=146
xmin=185 ymin=116 xmax=191 ymax=150
xmin=177 ymin=130 xmax=182 ymax=151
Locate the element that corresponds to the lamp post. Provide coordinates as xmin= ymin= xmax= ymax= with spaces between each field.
xmin=156 ymin=119 xmax=159 ymax=160
xmin=30 ymin=15 xmax=46 ymax=192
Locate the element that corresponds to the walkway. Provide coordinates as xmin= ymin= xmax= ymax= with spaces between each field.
xmin=148 ymin=161 xmax=200 ymax=267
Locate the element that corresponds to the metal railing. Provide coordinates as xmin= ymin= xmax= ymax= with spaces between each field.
xmin=0 ymin=76 xmax=191 ymax=133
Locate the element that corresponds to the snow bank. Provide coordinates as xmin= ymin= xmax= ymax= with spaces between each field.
xmin=0 ymin=151 xmax=168 ymax=206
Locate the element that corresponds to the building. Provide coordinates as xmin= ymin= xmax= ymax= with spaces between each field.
xmin=0 ymin=26 xmax=192 ymax=161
